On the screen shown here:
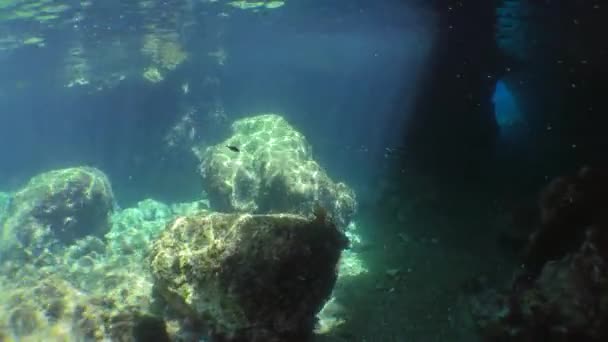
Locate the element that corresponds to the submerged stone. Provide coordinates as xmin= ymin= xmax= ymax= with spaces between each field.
xmin=194 ymin=113 xmax=357 ymax=229
xmin=0 ymin=274 xmax=161 ymax=341
xmin=0 ymin=166 xmax=115 ymax=262
xmin=149 ymin=211 xmax=348 ymax=341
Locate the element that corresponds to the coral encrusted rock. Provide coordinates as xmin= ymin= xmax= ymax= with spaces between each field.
xmin=149 ymin=210 xmax=348 ymax=341
xmin=0 ymin=167 xmax=115 ymax=261
xmin=194 ymin=114 xmax=356 ymax=229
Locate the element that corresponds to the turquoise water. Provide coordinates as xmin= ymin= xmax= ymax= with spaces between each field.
xmin=1 ymin=1 xmax=606 ymax=341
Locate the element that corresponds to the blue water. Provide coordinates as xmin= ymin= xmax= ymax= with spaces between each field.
xmin=0 ymin=0 xmax=605 ymax=341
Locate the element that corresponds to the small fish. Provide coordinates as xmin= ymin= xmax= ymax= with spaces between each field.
xmin=226 ymin=145 xmax=240 ymax=152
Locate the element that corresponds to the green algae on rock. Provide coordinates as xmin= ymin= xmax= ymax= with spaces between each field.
xmin=194 ymin=113 xmax=357 ymax=229
xmin=0 ymin=166 xmax=115 ymax=262
xmin=149 ymin=211 xmax=348 ymax=341
xmin=0 ymin=199 xmax=200 ymax=341
xmin=0 ymin=273 xmax=166 ymax=341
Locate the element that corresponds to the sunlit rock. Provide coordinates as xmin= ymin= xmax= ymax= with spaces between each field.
xmin=0 ymin=275 xmax=166 ymax=341
xmin=149 ymin=211 xmax=348 ymax=341
xmin=194 ymin=113 xmax=357 ymax=229
xmin=0 ymin=198 xmax=208 ymax=340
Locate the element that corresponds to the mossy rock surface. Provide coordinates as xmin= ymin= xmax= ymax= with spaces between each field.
xmin=196 ymin=113 xmax=357 ymax=229
xmin=149 ymin=211 xmax=348 ymax=341
xmin=0 ymin=274 xmax=166 ymax=341
xmin=1 ymin=166 xmax=115 ymax=261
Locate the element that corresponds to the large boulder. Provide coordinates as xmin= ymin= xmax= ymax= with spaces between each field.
xmin=473 ymin=226 xmax=608 ymax=342
xmin=472 ymin=167 xmax=608 ymax=341
xmin=0 ymin=167 xmax=115 ymax=262
xmin=194 ymin=114 xmax=356 ymax=229
xmin=149 ymin=210 xmax=348 ymax=341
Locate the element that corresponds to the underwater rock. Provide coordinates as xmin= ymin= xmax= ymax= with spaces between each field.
xmin=474 ymin=226 xmax=608 ymax=342
xmin=0 ymin=273 xmax=162 ymax=341
xmin=149 ymin=211 xmax=348 ymax=341
xmin=525 ymin=166 xmax=608 ymax=272
xmin=0 ymin=198 xmax=223 ymax=341
xmin=194 ymin=113 xmax=357 ymax=229
xmin=0 ymin=167 xmax=115 ymax=262
xmin=0 ymin=276 xmax=105 ymax=340
xmin=472 ymin=166 xmax=608 ymax=341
